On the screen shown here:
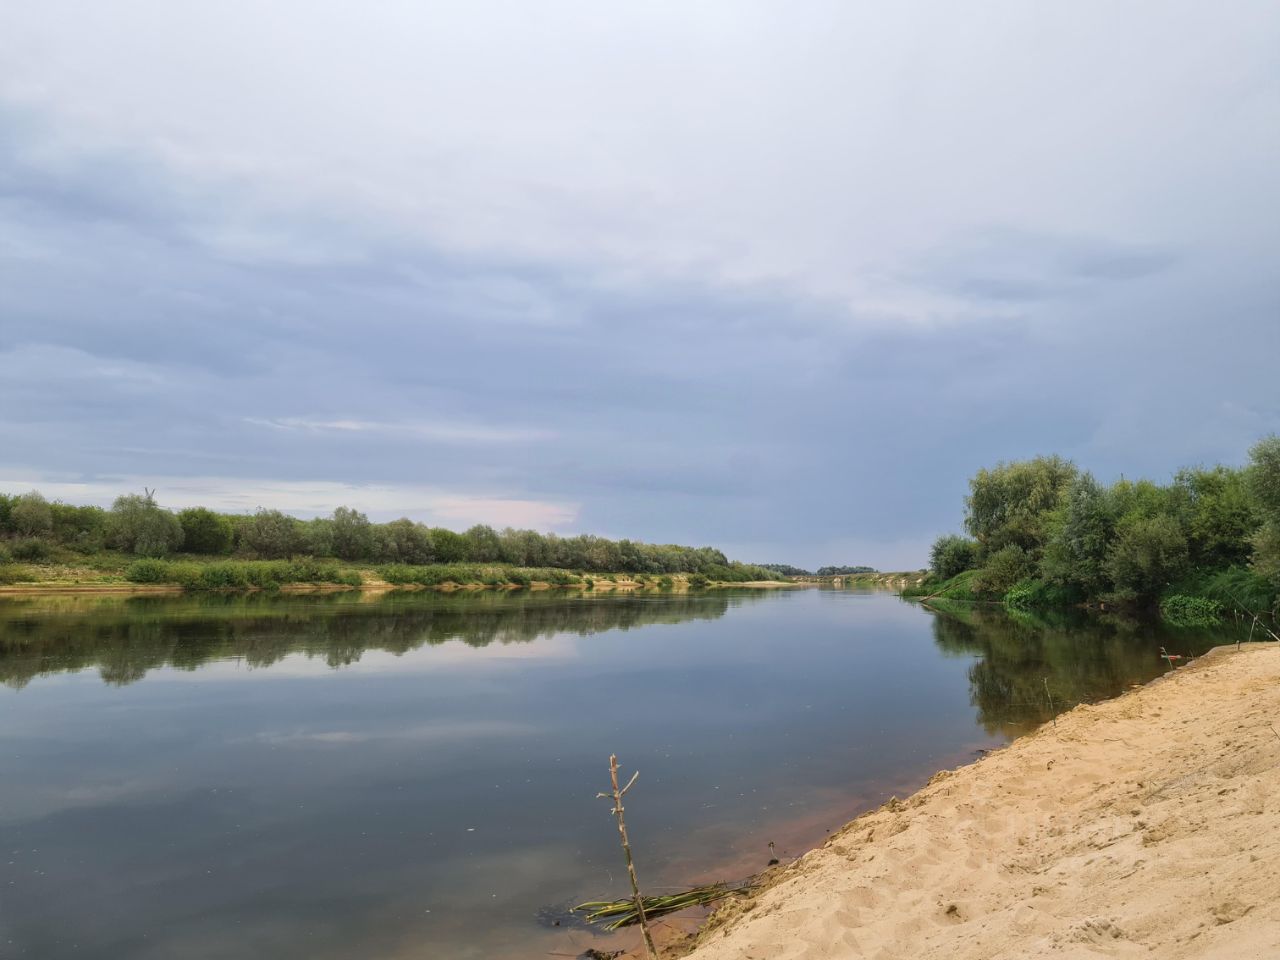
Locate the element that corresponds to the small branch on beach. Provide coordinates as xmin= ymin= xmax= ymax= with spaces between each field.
xmin=596 ymin=754 xmax=658 ymax=960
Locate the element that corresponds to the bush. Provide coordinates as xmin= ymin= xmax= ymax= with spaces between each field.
xmin=10 ymin=538 xmax=54 ymax=562
xmin=125 ymin=558 xmax=172 ymax=583
xmin=50 ymin=503 xmax=107 ymax=549
xmin=929 ymin=535 xmax=979 ymax=580
xmin=687 ymin=572 xmax=710 ymax=589
xmin=1159 ymin=594 xmax=1224 ymax=627
xmin=972 ymin=545 xmax=1033 ymax=597
xmin=1003 ymin=578 xmax=1081 ymax=610
xmin=0 ymin=563 xmax=35 ymax=585
xmin=126 ymin=558 xmax=362 ymax=590
xmin=1252 ymin=521 xmax=1280 ymax=593
xmin=178 ymin=507 xmax=234 ymax=554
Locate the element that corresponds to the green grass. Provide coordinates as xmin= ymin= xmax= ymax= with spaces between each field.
xmin=901 ymin=568 xmax=982 ymax=601
xmin=0 ymin=564 xmax=36 ymax=585
xmin=125 ymin=558 xmax=363 ymax=590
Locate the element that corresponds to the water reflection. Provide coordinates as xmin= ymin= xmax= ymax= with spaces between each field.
xmin=0 ymin=589 xmax=747 ymax=688
xmin=926 ymin=600 xmax=1236 ymax=736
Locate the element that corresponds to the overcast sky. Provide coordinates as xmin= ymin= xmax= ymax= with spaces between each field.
xmin=1 ymin=1 xmax=1277 ymax=568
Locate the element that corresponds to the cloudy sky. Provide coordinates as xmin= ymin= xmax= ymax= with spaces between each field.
xmin=1 ymin=1 xmax=1277 ymax=568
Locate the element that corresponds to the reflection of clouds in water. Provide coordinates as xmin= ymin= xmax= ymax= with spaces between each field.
xmin=0 ymin=778 xmax=164 ymax=824
xmin=154 ymin=634 xmax=583 ymax=684
xmin=246 ymin=720 xmax=537 ymax=747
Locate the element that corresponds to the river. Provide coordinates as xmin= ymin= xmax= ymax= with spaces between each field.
xmin=0 ymin=587 xmax=1231 ymax=959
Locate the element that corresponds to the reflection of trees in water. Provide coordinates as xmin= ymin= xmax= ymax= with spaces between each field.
xmin=0 ymin=591 xmax=749 ymax=688
xmin=928 ymin=603 xmax=1234 ymax=738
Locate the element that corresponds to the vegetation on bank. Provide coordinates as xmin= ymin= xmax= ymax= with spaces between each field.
xmin=124 ymin=558 xmax=365 ymax=590
xmin=0 ymin=490 xmax=783 ymax=591
xmin=759 ymin=563 xmax=878 ymax=577
xmin=908 ymin=436 xmax=1280 ymax=621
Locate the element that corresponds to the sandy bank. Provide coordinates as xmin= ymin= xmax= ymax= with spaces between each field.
xmin=0 ymin=578 xmax=800 ymax=598
xmin=680 ymin=642 xmax=1280 ymax=960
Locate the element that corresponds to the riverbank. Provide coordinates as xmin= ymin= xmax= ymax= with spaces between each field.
xmin=0 ymin=558 xmax=801 ymax=597
xmin=677 ymin=642 xmax=1280 ymax=959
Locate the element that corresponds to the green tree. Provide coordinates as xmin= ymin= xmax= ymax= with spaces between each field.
xmin=381 ymin=518 xmax=434 ymax=564
xmin=929 ymin=534 xmax=979 ymax=580
xmin=429 ymin=527 xmax=467 ymax=563
xmin=1248 ymin=436 xmax=1280 ymax=589
xmin=1248 ymin=436 xmax=1280 ymax=515
xmin=241 ymin=509 xmax=302 ymax=559
xmin=1173 ymin=466 xmax=1258 ymax=569
xmin=178 ymin=507 xmax=234 ymax=555
xmin=1104 ymin=514 xmax=1189 ymax=599
xmin=50 ymin=503 xmax=107 ymax=550
xmin=108 ymin=492 xmax=184 ymax=557
xmin=1040 ymin=473 xmax=1116 ymax=595
xmin=463 ymin=524 xmax=501 ymax=562
xmin=302 ymin=518 xmax=335 ymax=557
xmin=11 ymin=491 xmax=54 ymax=537
xmin=330 ymin=507 xmax=373 ymax=560
xmin=965 ymin=456 xmax=1077 ymax=554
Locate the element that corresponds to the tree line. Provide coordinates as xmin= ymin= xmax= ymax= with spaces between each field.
xmin=0 ymin=490 xmax=779 ymax=581
xmin=757 ymin=563 xmax=878 ymax=577
xmin=921 ymin=436 xmax=1280 ymax=614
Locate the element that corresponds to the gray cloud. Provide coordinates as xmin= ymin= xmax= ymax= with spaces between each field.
xmin=1 ymin=2 xmax=1277 ymax=569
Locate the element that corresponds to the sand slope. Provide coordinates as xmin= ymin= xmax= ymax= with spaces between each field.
xmin=682 ymin=643 xmax=1280 ymax=960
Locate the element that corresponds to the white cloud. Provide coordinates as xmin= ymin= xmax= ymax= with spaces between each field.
xmin=243 ymin=416 xmax=552 ymax=444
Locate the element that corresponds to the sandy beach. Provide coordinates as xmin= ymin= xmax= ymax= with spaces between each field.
xmin=680 ymin=642 xmax=1280 ymax=960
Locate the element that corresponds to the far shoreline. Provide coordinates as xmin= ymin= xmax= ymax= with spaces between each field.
xmin=0 ymin=575 xmax=810 ymax=599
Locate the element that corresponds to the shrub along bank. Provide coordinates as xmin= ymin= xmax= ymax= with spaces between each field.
xmin=908 ymin=436 xmax=1280 ymax=624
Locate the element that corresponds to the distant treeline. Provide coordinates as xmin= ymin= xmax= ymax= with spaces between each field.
xmin=914 ymin=436 xmax=1280 ymax=619
xmin=0 ymin=490 xmax=779 ymax=582
xmin=758 ymin=563 xmax=878 ymax=577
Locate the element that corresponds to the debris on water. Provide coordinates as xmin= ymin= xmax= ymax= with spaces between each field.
xmin=579 ymin=949 xmax=623 ymax=960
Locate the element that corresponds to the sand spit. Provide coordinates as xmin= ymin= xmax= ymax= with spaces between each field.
xmin=680 ymin=643 xmax=1280 ymax=960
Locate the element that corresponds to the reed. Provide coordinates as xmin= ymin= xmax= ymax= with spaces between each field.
xmin=576 ymin=882 xmax=751 ymax=931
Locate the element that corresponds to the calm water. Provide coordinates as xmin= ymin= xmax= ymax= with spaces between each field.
xmin=0 ymin=588 xmax=1232 ymax=959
